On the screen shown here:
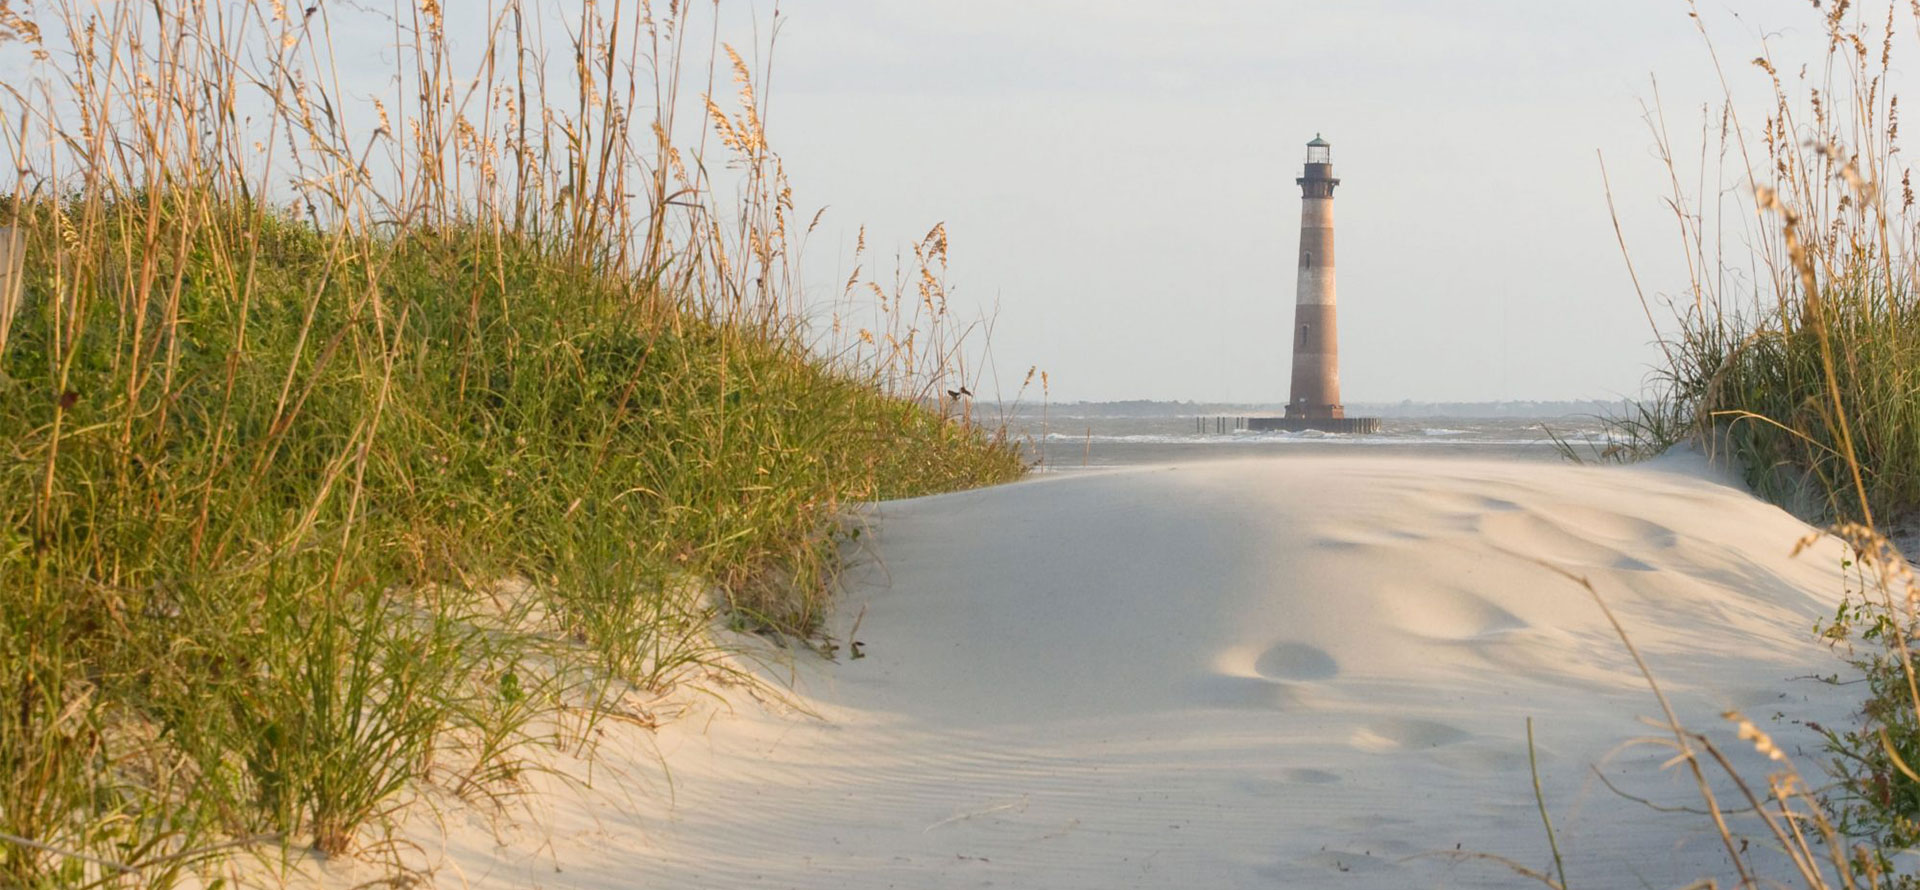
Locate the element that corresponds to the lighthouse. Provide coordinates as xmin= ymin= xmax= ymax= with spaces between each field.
xmin=1250 ymin=134 xmax=1379 ymax=434
xmin=1289 ymin=133 xmax=1343 ymax=420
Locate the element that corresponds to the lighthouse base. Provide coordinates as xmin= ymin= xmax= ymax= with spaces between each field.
xmin=1246 ymin=416 xmax=1381 ymax=434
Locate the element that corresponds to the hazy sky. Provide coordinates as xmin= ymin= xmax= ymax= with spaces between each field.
xmin=733 ymin=0 xmax=1826 ymax=402
xmin=1 ymin=1 xmax=1847 ymax=403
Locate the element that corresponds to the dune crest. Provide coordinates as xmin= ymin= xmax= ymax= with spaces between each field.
xmin=353 ymin=455 xmax=1856 ymax=888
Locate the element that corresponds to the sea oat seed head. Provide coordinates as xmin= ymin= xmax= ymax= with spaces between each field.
xmin=1728 ymin=711 xmax=1786 ymax=761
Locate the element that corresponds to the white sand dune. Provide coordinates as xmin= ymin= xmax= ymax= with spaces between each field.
xmin=340 ymin=454 xmax=1862 ymax=888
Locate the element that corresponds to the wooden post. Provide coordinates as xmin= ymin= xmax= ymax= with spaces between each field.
xmin=0 ymin=225 xmax=19 ymax=354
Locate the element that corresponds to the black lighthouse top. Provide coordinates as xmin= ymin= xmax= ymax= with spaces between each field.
xmin=1297 ymin=133 xmax=1340 ymax=198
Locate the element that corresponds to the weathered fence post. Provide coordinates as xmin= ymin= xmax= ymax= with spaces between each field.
xmin=0 ymin=225 xmax=21 ymax=354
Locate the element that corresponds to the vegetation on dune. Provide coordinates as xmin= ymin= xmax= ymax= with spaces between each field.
xmin=1603 ymin=9 xmax=1920 ymax=529
xmin=0 ymin=0 xmax=1021 ymax=885
xmin=1584 ymin=2 xmax=1920 ymax=885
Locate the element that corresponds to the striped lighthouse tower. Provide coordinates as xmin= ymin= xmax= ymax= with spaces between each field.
xmin=1288 ymin=134 xmax=1343 ymax=421
xmin=1244 ymin=134 xmax=1376 ymax=434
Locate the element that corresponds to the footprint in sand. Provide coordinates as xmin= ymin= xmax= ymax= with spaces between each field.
xmin=1189 ymin=675 xmax=1306 ymax=710
xmin=1549 ymin=504 xmax=1681 ymax=550
xmin=1235 ymin=769 xmax=1341 ymax=796
xmin=1254 ymin=642 xmax=1340 ymax=682
xmin=1481 ymin=511 xmax=1660 ymax=573
xmin=1280 ymin=767 xmax=1342 ymax=785
xmin=1315 ymin=522 xmax=1428 ymax=550
xmin=1412 ymin=490 xmax=1525 ymax=515
xmin=1195 ymin=643 xmax=1337 ymax=709
xmin=1351 ymin=717 xmax=1471 ymax=752
xmin=1386 ymin=586 xmax=1528 ymax=641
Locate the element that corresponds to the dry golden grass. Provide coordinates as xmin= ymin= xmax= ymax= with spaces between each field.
xmin=1575 ymin=2 xmax=1920 ymax=885
xmin=0 ymin=1 xmax=1023 ymax=885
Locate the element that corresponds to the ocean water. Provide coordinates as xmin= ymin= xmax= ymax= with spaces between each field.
xmin=993 ymin=406 xmax=1616 ymax=470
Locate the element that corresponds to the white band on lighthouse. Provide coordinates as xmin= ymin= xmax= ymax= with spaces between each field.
xmin=1295 ymin=268 xmax=1338 ymax=305
xmin=1296 ymin=196 xmax=1336 ymax=306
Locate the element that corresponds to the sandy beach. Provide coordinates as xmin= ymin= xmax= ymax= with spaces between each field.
xmin=289 ymin=452 xmax=1863 ymax=889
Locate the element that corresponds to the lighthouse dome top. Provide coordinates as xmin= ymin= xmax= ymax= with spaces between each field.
xmin=1305 ymin=133 xmax=1331 ymax=164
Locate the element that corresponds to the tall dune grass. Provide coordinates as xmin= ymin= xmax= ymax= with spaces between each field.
xmin=1612 ymin=2 xmax=1920 ymax=525
xmin=1596 ymin=1 xmax=1920 ymax=884
xmin=0 ymin=1 xmax=1022 ymax=884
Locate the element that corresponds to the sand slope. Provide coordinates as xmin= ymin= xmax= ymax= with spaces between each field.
xmin=358 ymin=455 xmax=1859 ymax=888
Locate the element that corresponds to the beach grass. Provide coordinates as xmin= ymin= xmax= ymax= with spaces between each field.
xmin=0 ymin=1 xmax=1021 ymax=884
xmin=1594 ymin=2 xmax=1920 ymax=883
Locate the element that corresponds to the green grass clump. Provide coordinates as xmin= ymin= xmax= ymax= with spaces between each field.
xmin=0 ymin=198 xmax=1019 ymax=882
xmin=0 ymin=1 xmax=1023 ymax=883
xmin=1667 ymin=283 xmax=1920 ymax=525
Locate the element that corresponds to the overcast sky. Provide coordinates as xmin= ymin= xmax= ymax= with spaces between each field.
xmin=2 ymin=1 xmax=1851 ymax=403
xmin=725 ymin=0 xmax=1831 ymax=402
